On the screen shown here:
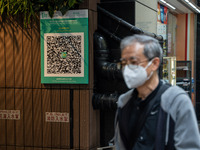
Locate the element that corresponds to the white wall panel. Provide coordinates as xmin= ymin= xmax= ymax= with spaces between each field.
xmin=135 ymin=1 xmax=157 ymax=33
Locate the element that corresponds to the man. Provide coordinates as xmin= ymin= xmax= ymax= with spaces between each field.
xmin=114 ymin=34 xmax=200 ymax=150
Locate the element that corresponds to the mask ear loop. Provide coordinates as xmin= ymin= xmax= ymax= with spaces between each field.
xmin=145 ymin=59 xmax=154 ymax=69
xmin=145 ymin=58 xmax=154 ymax=79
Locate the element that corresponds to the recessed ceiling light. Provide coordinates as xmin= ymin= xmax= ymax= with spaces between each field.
xmin=159 ymin=0 xmax=176 ymax=10
xmin=178 ymin=0 xmax=200 ymax=13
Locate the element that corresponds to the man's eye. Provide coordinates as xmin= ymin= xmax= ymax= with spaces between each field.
xmin=130 ymin=60 xmax=137 ymax=65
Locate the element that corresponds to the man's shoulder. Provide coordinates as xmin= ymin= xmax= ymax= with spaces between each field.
xmin=162 ymin=85 xmax=188 ymax=100
xmin=160 ymin=85 xmax=191 ymax=113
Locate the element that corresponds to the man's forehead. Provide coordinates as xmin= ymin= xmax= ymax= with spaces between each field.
xmin=123 ymin=43 xmax=144 ymax=56
xmin=121 ymin=43 xmax=147 ymax=61
xmin=124 ymin=43 xmax=144 ymax=52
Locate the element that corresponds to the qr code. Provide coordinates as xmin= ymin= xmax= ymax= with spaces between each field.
xmin=44 ymin=33 xmax=84 ymax=77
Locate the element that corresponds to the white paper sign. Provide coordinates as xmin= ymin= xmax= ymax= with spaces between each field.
xmin=45 ymin=112 xmax=69 ymax=122
xmin=0 ymin=110 xmax=20 ymax=120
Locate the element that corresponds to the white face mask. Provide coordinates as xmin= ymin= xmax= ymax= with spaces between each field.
xmin=122 ymin=60 xmax=153 ymax=89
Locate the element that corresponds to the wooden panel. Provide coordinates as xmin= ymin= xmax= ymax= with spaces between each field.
xmin=60 ymin=84 xmax=70 ymax=89
xmin=24 ymin=89 xmax=33 ymax=146
xmin=88 ymin=9 xmax=100 ymax=148
xmin=88 ymin=11 xmax=94 ymax=89
xmin=23 ymin=28 xmax=32 ymax=88
xmin=33 ymin=148 xmax=42 ymax=150
xmin=51 ymin=84 xmax=61 ymax=89
xmin=68 ymin=84 xmax=79 ymax=90
xmin=88 ymin=10 xmax=96 ymax=88
xmin=89 ymin=90 xmax=100 ymax=148
xmin=60 ymin=89 xmax=70 ymax=148
xmin=79 ymin=0 xmax=100 ymax=11
xmin=15 ymin=89 xmax=24 ymax=146
xmin=32 ymin=17 xmax=41 ymax=88
xmin=14 ymin=19 xmax=23 ymax=88
xmin=5 ymin=19 xmax=14 ymax=87
xmin=60 ymin=84 xmax=81 ymax=89
xmin=73 ymin=90 xmax=80 ymax=149
xmin=0 ymin=17 xmax=5 ymax=88
xmin=176 ymin=14 xmax=186 ymax=60
xmin=59 ymin=81 xmax=79 ymax=89
xmin=51 ymin=148 xmax=67 ymax=150
xmin=43 ymin=148 xmax=52 ymax=150
xmin=42 ymin=84 xmax=51 ymax=89
xmin=42 ymin=89 xmax=51 ymax=147
xmin=6 ymin=89 xmax=15 ymax=145
xmin=0 ymin=89 xmax=6 ymax=145
xmin=24 ymin=147 xmax=33 ymax=150
xmin=16 ymin=147 xmax=24 ymax=150
xmin=0 ymin=146 xmax=6 ymax=150
xmin=33 ymin=89 xmax=42 ymax=147
xmin=79 ymin=0 xmax=88 ymax=8
xmin=7 ymin=146 xmax=16 ymax=150
xmin=80 ymin=90 xmax=90 ymax=149
xmin=51 ymin=89 xmax=61 ymax=148
xmin=80 ymin=10 xmax=97 ymax=89
xmin=89 ymin=0 xmax=100 ymax=11
xmin=0 ymin=3 xmax=101 ymax=149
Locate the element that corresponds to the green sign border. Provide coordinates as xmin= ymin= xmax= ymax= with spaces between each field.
xmin=40 ymin=10 xmax=89 ymax=84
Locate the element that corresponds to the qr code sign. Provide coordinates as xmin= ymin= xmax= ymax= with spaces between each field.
xmin=44 ymin=33 xmax=84 ymax=77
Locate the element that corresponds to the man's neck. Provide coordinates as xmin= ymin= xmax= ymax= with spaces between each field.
xmin=137 ymin=73 xmax=159 ymax=100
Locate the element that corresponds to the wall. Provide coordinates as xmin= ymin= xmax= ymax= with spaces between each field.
xmin=0 ymin=0 xmax=100 ymax=150
xmin=176 ymin=13 xmax=195 ymax=73
xmin=176 ymin=14 xmax=186 ymax=60
xmin=135 ymin=0 xmax=157 ymax=33
xmin=189 ymin=13 xmax=195 ymax=78
xmin=176 ymin=13 xmax=195 ymax=103
xmin=167 ymin=13 xmax=177 ymax=56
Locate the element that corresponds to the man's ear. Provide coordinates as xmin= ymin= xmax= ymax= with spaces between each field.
xmin=151 ymin=57 xmax=160 ymax=71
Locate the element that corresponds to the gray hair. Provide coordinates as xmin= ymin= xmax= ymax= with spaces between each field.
xmin=120 ymin=34 xmax=163 ymax=63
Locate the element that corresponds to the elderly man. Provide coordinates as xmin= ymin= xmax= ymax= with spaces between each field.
xmin=114 ymin=34 xmax=200 ymax=150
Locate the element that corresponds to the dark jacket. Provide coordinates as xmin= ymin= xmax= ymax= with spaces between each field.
xmin=114 ymin=85 xmax=200 ymax=150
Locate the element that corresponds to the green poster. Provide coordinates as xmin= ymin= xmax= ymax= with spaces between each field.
xmin=40 ymin=10 xmax=88 ymax=84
